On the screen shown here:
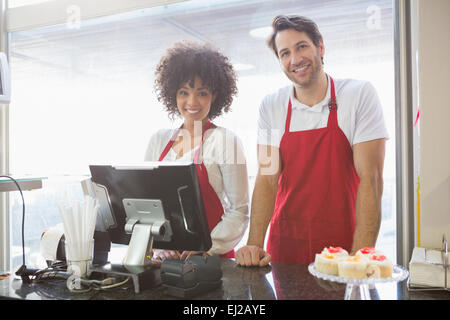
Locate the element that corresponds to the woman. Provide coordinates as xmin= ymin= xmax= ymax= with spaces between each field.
xmin=145 ymin=41 xmax=249 ymax=262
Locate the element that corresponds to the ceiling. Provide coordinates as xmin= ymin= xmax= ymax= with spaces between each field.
xmin=9 ymin=0 xmax=394 ymax=82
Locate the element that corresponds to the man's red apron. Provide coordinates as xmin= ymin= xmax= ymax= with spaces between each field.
xmin=266 ymin=76 xmax=359 ymax=264
xmin=158 ymin=121 xmax=234 ymax=258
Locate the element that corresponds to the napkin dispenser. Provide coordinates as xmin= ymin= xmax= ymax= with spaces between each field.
xmin=40 ymin=228 xmax=66 ymax=265
xmin=408 ymin=235 xmax=449 ymax=290
xmin=160 ymin=254 xmax=222 ymax=298
xmin=40 ymin=229 xmax=111 ymax=266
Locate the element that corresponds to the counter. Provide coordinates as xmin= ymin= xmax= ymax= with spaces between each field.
xmin=1 ymin=258 xmax=449 ymax=300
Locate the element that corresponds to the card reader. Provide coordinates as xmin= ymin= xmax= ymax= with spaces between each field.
xmin=160 ymin=254 xmax=222 ymax=298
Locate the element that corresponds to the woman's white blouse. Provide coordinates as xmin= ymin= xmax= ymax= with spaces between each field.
xmin=144 ymin=126 xmax=249 ymax=255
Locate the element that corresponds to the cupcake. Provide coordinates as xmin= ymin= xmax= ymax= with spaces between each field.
xmin=321 ymin=246 xmax=349 ymax=257
xmin=338 ymin=255 xmax=369 ymax=279
xmin=356 ymin=247 xmax=382 ymax=259
xmin=315 ymin=252 xmax=341 ymax=276
xmin=367 ymin=254 xmax=393 ymax=278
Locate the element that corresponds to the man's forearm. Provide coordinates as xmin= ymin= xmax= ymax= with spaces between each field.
xmin=351 ymin=175 xmax=383 ymax=253
xmin=246 ymin=174 xmax=278 ymax=248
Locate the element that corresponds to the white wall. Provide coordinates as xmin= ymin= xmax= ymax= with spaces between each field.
xmin=417 ymin=0 xmax=450 ymax=248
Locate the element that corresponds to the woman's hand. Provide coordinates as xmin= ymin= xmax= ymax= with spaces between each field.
xmin=152 ymin=249 xmax=181 ymax=261
xmin=152 ymin=249 xmax=206 ymax=263
xmin=180 ymin=251 xmax=206 ymax=260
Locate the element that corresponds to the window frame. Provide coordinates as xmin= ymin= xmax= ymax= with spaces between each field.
xmin=0 ymin=0 xmax=11 ymax=272
xmin=393 ymin=0 xmax=415 ymax=267
xmin=0 ymin=0 xmax=416 ymax=272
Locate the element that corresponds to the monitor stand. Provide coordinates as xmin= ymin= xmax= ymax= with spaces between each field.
xmin=88 ymin=223 xmax=162 ymax=294
xmin=87 ymin=262 xmax=161 ymax=294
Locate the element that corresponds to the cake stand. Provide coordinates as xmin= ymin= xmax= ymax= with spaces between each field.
xmin=308 ymin=263 xmax=409 ymax=300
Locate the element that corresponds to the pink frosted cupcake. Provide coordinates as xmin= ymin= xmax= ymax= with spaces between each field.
xmin=367 ymin=254 xmax=393 ymax=278
xmin=338 ymin=255 xmax=369 ymax=279
xmin=315 ymin=252 xmax=341 ymax=275
xmin=314 ymin=246 xmax=349 ymax=276
xmin=356 ymin=247 xmax=383 ymax=259
xmin=321 ymin=246 xmax=349 ymax=257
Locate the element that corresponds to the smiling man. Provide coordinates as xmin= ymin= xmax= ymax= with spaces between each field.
xmin=235 ymin=15 xmax=389 ymax=266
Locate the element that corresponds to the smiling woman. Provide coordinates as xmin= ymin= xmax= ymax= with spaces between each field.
xmin=175 ymin=76 xmax=214 ymax=133
xmin=146 ymin=40 xmax=249 ymax=262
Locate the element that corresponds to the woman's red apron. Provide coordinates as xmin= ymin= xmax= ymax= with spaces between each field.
xmin=266 ymin=76 xmax=359 ymax=264
xmin=158 ymin=121 xmax=234 ymax=258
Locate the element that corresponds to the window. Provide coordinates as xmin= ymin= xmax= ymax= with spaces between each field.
xmin=8 ymin=0 xmax=396 ymax=269
xmin=8 ymin=0 xmax=52 ymax=8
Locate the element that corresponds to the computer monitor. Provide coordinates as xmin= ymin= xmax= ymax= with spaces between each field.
xmin=0 ymin=52 xmax=11 ymax=104
xmin=87 ymin=162 xmax=212 ymax=267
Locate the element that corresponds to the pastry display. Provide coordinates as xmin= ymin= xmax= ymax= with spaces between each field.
xmin=314 ymin=246 xmax=394 ymax=279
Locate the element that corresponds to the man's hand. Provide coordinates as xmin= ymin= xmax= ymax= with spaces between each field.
xmin=235 ymin=245 xmax=271 ymax=267
xmin=237 ymin=145 xmax=280 ymax=268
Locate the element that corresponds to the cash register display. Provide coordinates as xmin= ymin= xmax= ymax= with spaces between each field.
xmin=89 ymin=163 xmax=212 ymax=252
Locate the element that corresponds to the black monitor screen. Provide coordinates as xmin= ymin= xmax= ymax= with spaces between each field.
xmin=89 ymin=163 xmax=212 ymax=252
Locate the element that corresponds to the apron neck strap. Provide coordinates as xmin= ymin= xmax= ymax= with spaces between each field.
xmin=328 ymin=75 xmax=337 ymax=111
xmin=194 ymin=120 xmax=212 ymax=164
xmin=158 ymin=120 xmax=212 ymax=162
xmin=326 ymin=76 xmax=338 ymax=128
xmin=285 ymin=98 xmax=293 ymax=133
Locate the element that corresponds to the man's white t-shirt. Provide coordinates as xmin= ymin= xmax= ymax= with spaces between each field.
xmin=257 ymin=77 xmax=389 ymax=147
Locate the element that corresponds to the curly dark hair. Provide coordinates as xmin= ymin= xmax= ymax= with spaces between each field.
xmin=154 ymin=41 xmax=238 ymax=120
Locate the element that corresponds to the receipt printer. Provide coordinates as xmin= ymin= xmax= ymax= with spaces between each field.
xmin=160 ymin=254 xmax=222 ymax=298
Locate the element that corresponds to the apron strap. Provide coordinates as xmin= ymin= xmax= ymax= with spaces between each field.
xmin=285 ymin=98 xmax=293 ymax=133
xmin=158 ymin=125 xmax=183 ymax=161
xmin=193 ymin=120 xmax=212 ymax=164
xmin=326 ymin=76 xmax=338 ymax=129
xmin=158 ymin=120 xmax=212 ymax=162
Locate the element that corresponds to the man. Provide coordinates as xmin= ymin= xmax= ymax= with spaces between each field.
xmin=235 ymin=15 xmax=388 ymax=266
